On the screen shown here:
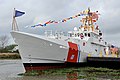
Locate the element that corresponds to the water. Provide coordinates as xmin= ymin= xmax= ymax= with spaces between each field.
xmin=0 ymin=60 xmax=25 ymax=80
xmin=0 ymin=60 xmax=66 ymax=80
xmin=0 ymin=60 xmax=80 ymax=80
xmin=0 ymin=60 xmax=117 ymax=80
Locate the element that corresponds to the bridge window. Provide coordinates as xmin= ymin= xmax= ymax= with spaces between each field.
xmin=70 ymin=33 xmax=74 ymax=37
xmin=85 ymin=33 xmax=87 ymax=36
xmin=70 ymin=33 xmax=72 ymax=37
xmin=77 ymin=33 xmax=79 ymax=37
xmin=99 ymin=33 xmax=102 ymax=36
xmin=88 ymin=33 xmax=90 ymax=37
xmin=75 ymin=34 xmax=77 ymax=37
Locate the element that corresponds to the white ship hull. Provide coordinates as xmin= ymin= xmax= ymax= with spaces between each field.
xmin=11 ymin=31 xmax=88 ymax=71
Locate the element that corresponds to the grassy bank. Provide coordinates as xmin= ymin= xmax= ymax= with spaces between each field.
xmin=0 ymin=53 xmax=21 ymax=59
xmin=20 ymin=67 xmax=120 ymax=80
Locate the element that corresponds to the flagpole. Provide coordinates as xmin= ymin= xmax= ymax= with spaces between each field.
xmin=14 ymin=16 xmax=19 ymax=31
xmin=12 ymin=8 xmax=19 ymax=31
xmin=12 ymin=8 xmax=15 ymax=31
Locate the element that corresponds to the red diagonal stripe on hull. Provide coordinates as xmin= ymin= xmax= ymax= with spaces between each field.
xmin=67 ymin=42 xmax=78 ymax=63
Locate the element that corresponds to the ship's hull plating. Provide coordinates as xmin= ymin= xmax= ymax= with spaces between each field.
xmin=11 ymin=31 xmax=87 ymax=71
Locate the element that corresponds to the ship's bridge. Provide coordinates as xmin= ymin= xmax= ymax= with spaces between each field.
xmin=68 ymin=27 xmax=102 ymax=41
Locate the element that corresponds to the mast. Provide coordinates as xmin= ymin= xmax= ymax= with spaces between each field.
xmin=12 ymin=8 xmax=19 ymax=31
xmin=80 ymin=8 xmax=98 ymax=32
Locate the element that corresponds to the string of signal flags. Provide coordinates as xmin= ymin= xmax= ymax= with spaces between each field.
xmin=13 ymin=8 xmax=100 ymax=28
xmin=31 ymin=9 xmax=100 ymax=28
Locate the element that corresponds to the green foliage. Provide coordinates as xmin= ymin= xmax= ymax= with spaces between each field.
xmin=0 ymin=44 xmax=19 ymax=53
xmin=0 ymin=48 xmax=8 ymax=53
xmin=19 ymin=70 xmax=44 ymax=76
xmin=5 ymin=44 xmax=17 ymax=50
xmin=22 ymin=67 xmax=120 ymax=79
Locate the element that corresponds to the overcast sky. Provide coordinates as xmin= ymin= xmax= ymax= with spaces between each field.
xmin=0 ymin=0 xmax=120 ymax=46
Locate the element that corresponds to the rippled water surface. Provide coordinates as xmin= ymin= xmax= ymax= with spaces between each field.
xmin=0 ymin=60 xmax=24 ymax=80
xmin=0 ymin=60 xmax=119 ymax=80
xmin=0 ymin=60 xmax=66 ymax=80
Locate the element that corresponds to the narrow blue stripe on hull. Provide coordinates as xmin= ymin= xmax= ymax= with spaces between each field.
xmin=78 ymin=45 xmax=80 ymax=62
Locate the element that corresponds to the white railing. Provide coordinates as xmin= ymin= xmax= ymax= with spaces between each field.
xmin=44 ymin=30 xmax=66 ymax=38
xmin=44 ymin=30 xmax=53 ymax=36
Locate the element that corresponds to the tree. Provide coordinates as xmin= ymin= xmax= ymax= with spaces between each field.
xmin=0 ymin=35 xmax=9 ymax=49
xmin=5 ymin=44 xmax=18 ymax=50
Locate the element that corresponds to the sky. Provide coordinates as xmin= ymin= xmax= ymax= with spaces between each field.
xmin=0 ymin=0 xmax=120 ymax=46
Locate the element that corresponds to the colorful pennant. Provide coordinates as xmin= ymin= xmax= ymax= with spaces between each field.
xmin=31 ymin=10 xmax=99 ymax=28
